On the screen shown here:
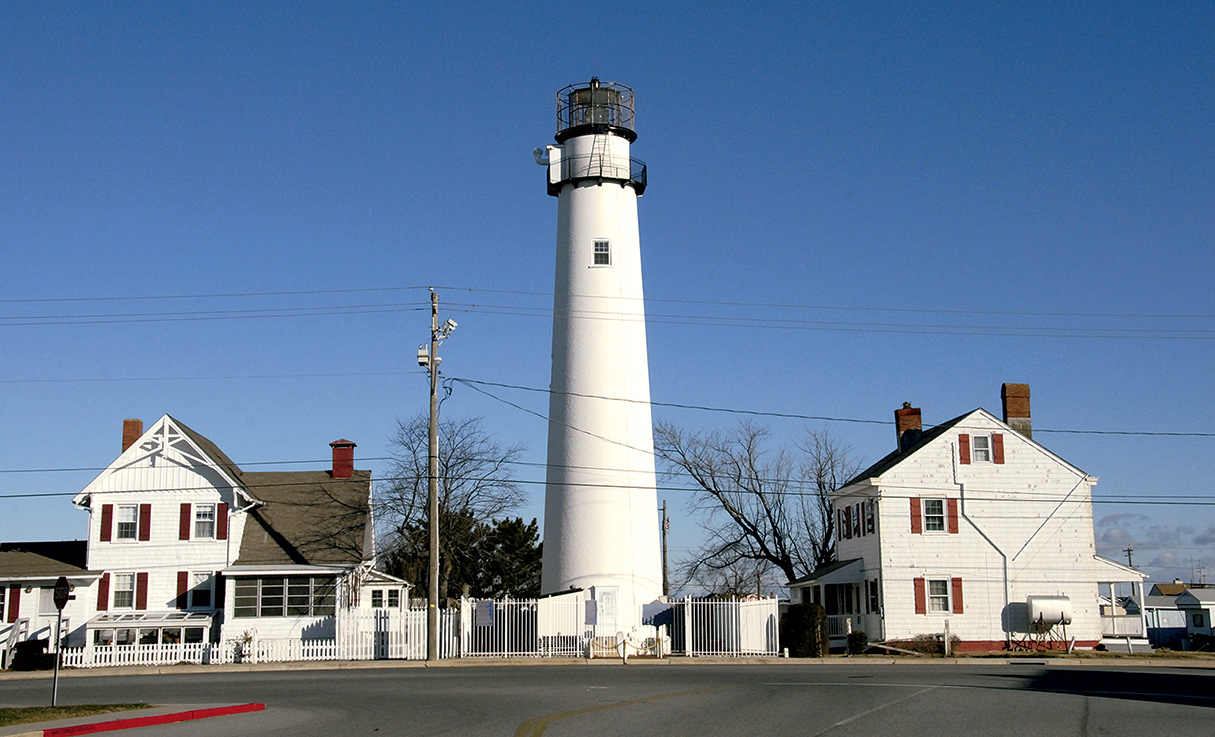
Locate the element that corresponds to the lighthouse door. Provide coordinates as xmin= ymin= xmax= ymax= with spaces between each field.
xmin=594 ymin=587 xmax=619 ymax=635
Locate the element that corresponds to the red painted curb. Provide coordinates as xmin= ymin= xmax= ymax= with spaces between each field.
xmin=43 ymin=704 xmax=266 ymax=737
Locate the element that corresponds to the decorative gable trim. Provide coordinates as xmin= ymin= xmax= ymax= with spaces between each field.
xmin=74 ymin=414 xmax=255 ymax=508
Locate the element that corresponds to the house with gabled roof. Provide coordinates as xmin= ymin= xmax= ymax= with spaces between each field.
xmin=789 ymin=383 xmax=1147 ymax=652
xmin=1 ymin=541 xmax=99 ymax=668
xmin=67 ymin=415 xmax=406 ymax=651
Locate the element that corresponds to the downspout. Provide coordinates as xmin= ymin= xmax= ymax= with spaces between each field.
xmin=953 ymin=445 xmax=1012 ymax=647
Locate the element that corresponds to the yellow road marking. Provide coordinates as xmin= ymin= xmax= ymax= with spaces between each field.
xmin=514 ymin=685 xmax=729 ymax=737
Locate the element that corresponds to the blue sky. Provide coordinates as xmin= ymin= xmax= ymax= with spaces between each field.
xmin=3 ymin=2 xmax=1212 ymax=588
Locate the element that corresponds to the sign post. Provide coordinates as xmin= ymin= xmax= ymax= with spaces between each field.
xmin=51 ymin=576 xmax=70 ymax=707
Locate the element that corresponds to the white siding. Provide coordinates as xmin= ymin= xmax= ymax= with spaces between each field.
xmin=840 ymin=410 xmax=1111 ymax=647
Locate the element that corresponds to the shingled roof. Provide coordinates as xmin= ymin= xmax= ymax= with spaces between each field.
xmin=235 ymin=470 xmax=372 ymax=566
xmin=841 ymin=411 xmax=972 ymax=487
xmin=0 ymin=548 xmax=92 ymax=580
xmin=170 ymin=415 xmax=249 ymax=493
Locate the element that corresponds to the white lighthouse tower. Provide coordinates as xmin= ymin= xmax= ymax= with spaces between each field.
xmin=537 ymin=79 xmax=662 ymax=633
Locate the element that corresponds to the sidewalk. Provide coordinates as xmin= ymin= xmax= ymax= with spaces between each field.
xmin=2 ymin=653 xmax=1213 ymax=681
xmin=0 ymin=704 xmax=264 ymax=737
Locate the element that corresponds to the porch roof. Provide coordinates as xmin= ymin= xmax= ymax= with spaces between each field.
xmin=86 ymin=611 xmax=214 ymax=629
xmin=1093 ymin=554 xmax=1146 ymax=581
xmin=788 ymin=558 xmax=863 ymax=588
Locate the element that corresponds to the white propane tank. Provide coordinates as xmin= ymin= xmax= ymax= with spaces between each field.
xmin=1027 ymin=595 xmax=1072 ymax=625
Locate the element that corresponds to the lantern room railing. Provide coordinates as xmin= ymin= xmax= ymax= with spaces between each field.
xmin=547 ymin=153 xmax=647 ymax=196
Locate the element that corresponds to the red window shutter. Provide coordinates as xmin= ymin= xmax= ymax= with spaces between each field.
xmin=179 ymin=503 xmax=192 ymax=541
xmin=910 ymin=497 xmax=923 ymax=534
xmin=217 ymin=502 xmax=229 ymax=540
xmin=959 ymin=434 xmax=971 ymax=464
xmin=100 ymin=504 xmax=114 ymax=542
xmin=6 ymin=585 xmax=20 ymax=623
xmin=947 ymin=498 xmax=959 ymax=534
xmin=135 ymin=572 xmax=149 ymax=611
xmin=992 ymin=433 xmax=1005 ymax=464
xmin=214 ymin=572 xmax=225 ymax=609
xmin=177 ymin=571 xmax=190 ymax=610
xmin=96 ymin=573 xmax=110 ymax=611
xmin=138 ymin=503 xmax=152 ymax=541
xmin=914 ymin=577 xmax=927 ymax=614
xmin=952 ymin=577 xmax=964 ymax=614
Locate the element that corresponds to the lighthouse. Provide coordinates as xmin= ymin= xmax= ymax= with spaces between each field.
xmin=537 ymin=79 xmax=663 ymax=633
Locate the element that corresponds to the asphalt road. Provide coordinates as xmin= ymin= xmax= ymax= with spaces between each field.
xmin=3 ymin=662 xmax=1214 ymax=736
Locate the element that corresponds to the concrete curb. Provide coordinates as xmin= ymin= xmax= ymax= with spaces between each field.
xmin=2 ymin=704 xmax=264 ymax=737
xmin=2 ymin=655 xmax=1212 ymax=681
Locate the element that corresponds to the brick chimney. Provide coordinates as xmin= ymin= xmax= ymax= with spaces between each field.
xmin=330 ymin=439 xmax=356 ymax=479
xmin=1001 ymin=383 xmax=1031 ymax=439
xmin=122 ymin=419 xmax=143 ymax=452
xmin=895 ymin=403 xmax=922 ymax=451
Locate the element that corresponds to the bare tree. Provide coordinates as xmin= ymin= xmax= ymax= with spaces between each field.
xmin=676 ymin=557 xmax=788 ymax=599
xmin=654 ymin=420 xmax=860 ymax=590
xmin=797 ymin=428 xmax=861 ymax=571
xmin=377 ymin=414 xmax=526 ymax=597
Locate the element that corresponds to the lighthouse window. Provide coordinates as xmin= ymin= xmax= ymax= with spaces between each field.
xmin=593 ymin=240 xmax=611 ymax=266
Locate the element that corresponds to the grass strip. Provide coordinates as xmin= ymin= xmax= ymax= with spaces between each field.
xmin=0 ymin=704 xmax=152 ymax=727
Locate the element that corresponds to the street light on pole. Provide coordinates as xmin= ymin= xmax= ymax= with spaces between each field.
xmin=419 ymin=289 xmax=455 ymax=662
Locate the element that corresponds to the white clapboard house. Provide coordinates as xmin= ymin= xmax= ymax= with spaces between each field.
xmin=67 ymin=415 xmax=406 ymax=651
xmin=1 ymin=542 xmax=100 ymax=668
xmin=789 ymin=384 xmax=1147 ymax=652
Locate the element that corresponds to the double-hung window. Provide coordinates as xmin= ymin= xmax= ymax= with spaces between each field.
xmin=972 ymin=435 xmax=992 ymax=462
xmin=112 ymin=573 xmax=136 ymax=609
xmin=116 ymin=505 xmax=138 ymax=540
xmin=194 ymin=504 xmax=216 ymax=539
xmin=923 ymin=499 xmax=946 ymax=532
xmin=928 ymin=579 xmax=950 ymax=612
xmin=190 ymin=573 xmax=213 ymax=609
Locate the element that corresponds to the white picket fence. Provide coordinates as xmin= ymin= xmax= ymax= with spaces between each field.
xmin=56 ymin=595 xmax=780 ymax=668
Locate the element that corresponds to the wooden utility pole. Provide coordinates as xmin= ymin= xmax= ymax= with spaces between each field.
xmin=661 ymin=500 xmax=670 ymax=597
xmin=427 ymin=291 xmax=440 ymax=662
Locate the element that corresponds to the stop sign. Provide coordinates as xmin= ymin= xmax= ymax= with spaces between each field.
xmin=53 ymin=576 xmax=70 ymax=611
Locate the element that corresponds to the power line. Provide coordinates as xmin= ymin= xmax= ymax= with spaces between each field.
xmin=0 ymin=286 xmax=430 ymax=304
xmin=449 ymin=376 xmax=1215 ymax=437
xmin=5 ymin=286 xmax=1214 ymax=339
xmin=8 ymin=283 xmax=1214 ymax=321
